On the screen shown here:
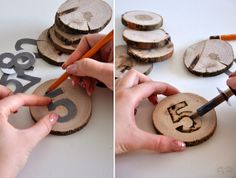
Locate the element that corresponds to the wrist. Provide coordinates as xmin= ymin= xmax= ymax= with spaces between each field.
xmin=0 ymin=164 xmax=17 ymax=178
xmin=95 ymin=62 xmax=113 ymax=90
xmin=87 ymin=60 xmax=113 ymax=90
xmin=0 ymin=156 xmax=20 ymax=178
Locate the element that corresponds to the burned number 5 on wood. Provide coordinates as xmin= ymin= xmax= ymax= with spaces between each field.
xmin=46 ymin=88 xmax=77 ymax=123
xmin=168 ymin=101 xmax=201 ymax=133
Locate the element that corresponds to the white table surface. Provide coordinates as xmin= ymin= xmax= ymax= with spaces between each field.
xmin=115 ymin=0 xmax=236 ymax=178
xmin=0 ymin=0 xmax=113 ymax=178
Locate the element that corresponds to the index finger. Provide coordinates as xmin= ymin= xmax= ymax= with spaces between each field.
xmin=0 ymin=94 xmax=52 ymax=118
xmin=229 ymin=71 xmax=236 ymax=78
xmin=0 ymin=85 xmax=12 ymax=99
xmin=116 ymin=69 xmax=152 ymax=90
xmin=129 ymin=81 xmax=179 ymax=108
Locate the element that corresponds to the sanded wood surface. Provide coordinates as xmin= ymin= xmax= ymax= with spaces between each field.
xmin=122 ymin=10 xmax=163 ymax=31
xmin=123 ymin=28 xmax=170 ymax=49
xmin=30 ymin=79 xmax=92 ymax=135
xmin=55 ymin=0 xmax=112 ymax=34
xmin=37 ymin=29 xmax=69 ymax=66
xmin=115 ymin=45 xmax=153 ymax=78
xmin=54 ymin=24 xmax=82 ymax=45
xmin=153 ymin=93 xmax=217 ymax=146
xmin=127 ymin=41 xmax=174 ymax=63
xmin=184 ymin=39 xmax=234 ymax=76
xmin=48 ymin=26 xmax=76 ymax=54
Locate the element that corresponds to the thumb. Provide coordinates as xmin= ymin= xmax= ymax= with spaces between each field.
xmin=227 ymin=77 xmax=236 ymax=90
xmin=66 ymin=59 xmax=101 ymax=78
xmin=25 ymin=113 xmax=59 ymax=147
xmin=66 ymin=59 xmax=94 ymax=77
xmin=134 ymin=130 xmax=186 ymax=153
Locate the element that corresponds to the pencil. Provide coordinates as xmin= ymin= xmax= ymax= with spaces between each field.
xmin=46 ymin=30 xmax=113 ymax=93
xmin=209 ymin=34 xmax=236 ymax=41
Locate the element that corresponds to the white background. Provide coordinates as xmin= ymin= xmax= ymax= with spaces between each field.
xmin=115 ymin=0 xmax=236 ymax=178
xmin=0 ymin=0 xmax=113 ymax=178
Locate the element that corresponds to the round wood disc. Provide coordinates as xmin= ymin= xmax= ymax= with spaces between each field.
xmin=54 ymin=24 xmax=82 ymax=45
xmin=55 ymin=0 xmax=112 ymax=34
xmin=48 ymin=26 xmax=76 ymax=54
xmin=123 ymin=28 xmax=170 ymax=49
xmin=30 ymin=79 xmax=92 ymax=135
xmin=122 ymin=10 xmax=163 ymax=31
xmin=184 ymin=39 xmax=234 ymax=77
xmin=37 ymin=29 xmax=69 ymax=66
xmin=153 ymin=93 xmax=217 ymax=146
xmin=115 ymin=45 xmax=153 ymax=78
xmin=127 ymin=41 xmax=174 ymax=63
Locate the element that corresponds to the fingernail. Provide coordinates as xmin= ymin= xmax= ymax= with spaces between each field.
xmin=152 ymin=99 xmax=158 ymax=105
xmin=82 ymin=81 xmax=86 ymax=88
xmin=49 ymin=113 xmax=59 ymax=123
xmin=72 ymin=80 xmax=76 ymax=87
xmin=229 ymin=72 xmax=234 ymax=77
xmin=149 ymin=95 xmax=158 ymax=105
xmin=49 ymin=98 xmax=53 ymax=103
xmin=7 ymin=90 xmax=13 ymax=96
xmin=62 ymin=63 xmax=66 ymax=69
xmin=46 ymin=98 xmax=53 ymax=103
xmin=172 ymin=140 xmax=186 ymax=151
xmin=66 ymin=64 xmax=77 ymax=74
xmin=227 ymin=78 xmax=236 ymax=89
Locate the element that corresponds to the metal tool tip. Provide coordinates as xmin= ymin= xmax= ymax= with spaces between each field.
xmin=190 ymin=112 xmax=199 ymax=120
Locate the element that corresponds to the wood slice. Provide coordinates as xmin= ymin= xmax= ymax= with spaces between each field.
xmin=153 ymin=93 xmax=217 ymax=146
xmin=123 ymin=28 xmax=170 ymax=49
xmin=37 ymin=29 xmax=69 ymax=66
xmin=48 ymin=26 xmax=77 ymax=54
xmin=115 ymin=45 xmax=153 ymax=78
xmin=127 ymin=41 xmax=174 ymax=63
xmin=54 ymin=24 xmax=83 ymax=45
xmin=122 ymin=10 xmax=163 ymax=31
xmin=55 ymin=0 xmax=112 ymax=34
xmin=30 ymin=79 xmax=92 ymax=135
xmin=184 ymin=39 xmax=234 ymax=77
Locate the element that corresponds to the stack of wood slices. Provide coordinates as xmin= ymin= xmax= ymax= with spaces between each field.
xmin=37 ymin=0 xmax=112 ymax=66
xmin=122 ymin=10 xmax=174 ymax=63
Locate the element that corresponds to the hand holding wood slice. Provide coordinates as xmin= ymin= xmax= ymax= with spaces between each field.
xmin=153 ymin=93 xmax=217 ymax=146
xmin=115 ymin=45 xmax=153 ymax=78
xmin=122 ymin=10 xmax=163 ymax=31
xmin=123 ymin=28 xmax=170 ymax=49
xmin=55 ymin=0 xmax=112 ymax=34
xmin=30 ymin=79 xmax=92 ymax=135
xmin=184 ymin=39 xmax=234 ymax=76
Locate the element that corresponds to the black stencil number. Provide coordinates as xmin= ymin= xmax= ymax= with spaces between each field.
xmin=0 ymin=50 xmax=41 ymax=93
xmin=15 ymin=38 xmax=40 ymax=58
xmin=46 ymin=88 xmax=77 ymax=123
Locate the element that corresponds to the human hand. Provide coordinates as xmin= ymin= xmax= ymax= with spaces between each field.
xmin=0 ymin=93 xmax=59 ymax=178
xmin=0 ymin=85 xmax=12 ymax=99
xmin=115 ymin=70 xmax=186 ymax=154
xmin=227 ymin=71 xmax=236 ymax=90
xmin=63 ymin=34 xmax=113 ymax=96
